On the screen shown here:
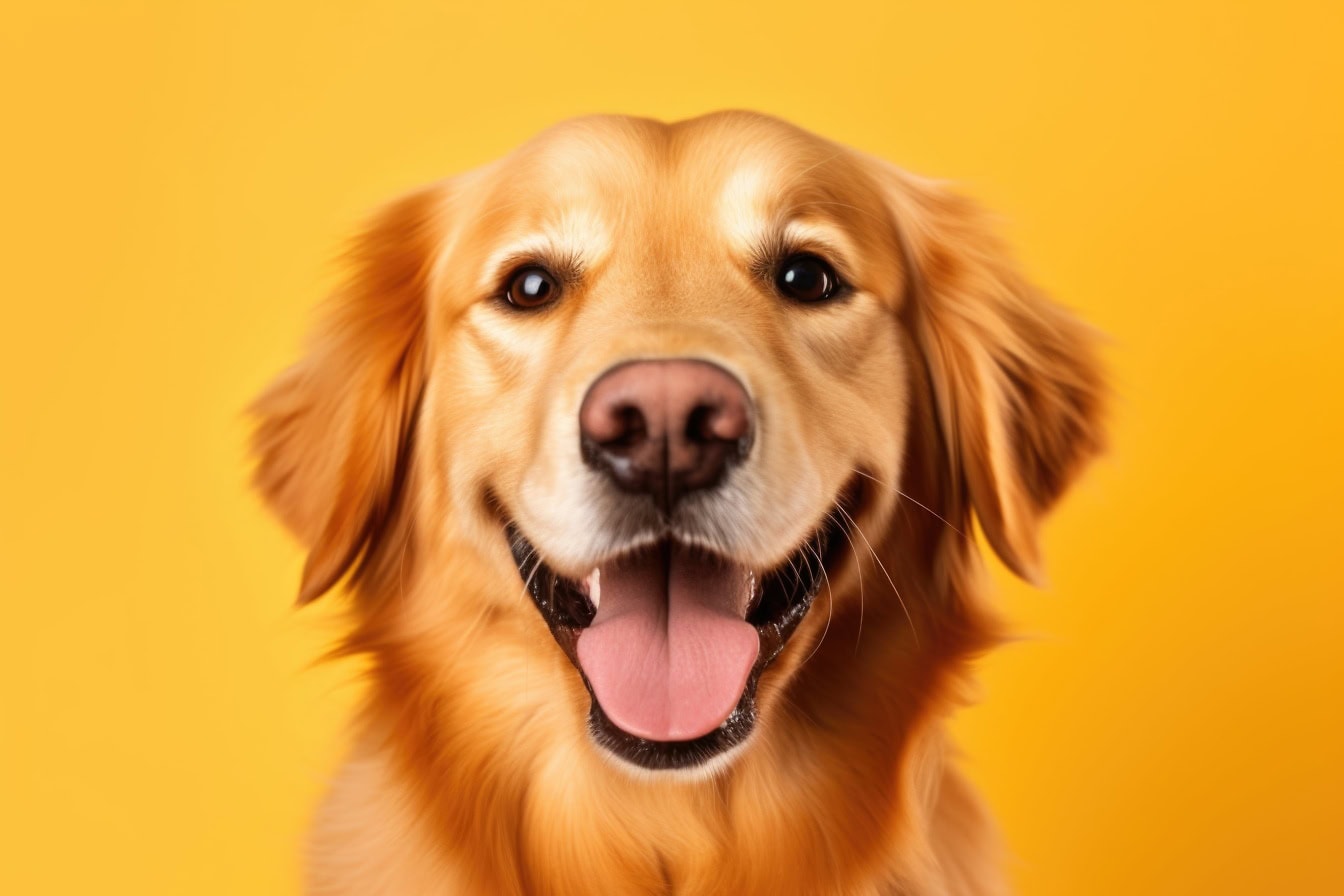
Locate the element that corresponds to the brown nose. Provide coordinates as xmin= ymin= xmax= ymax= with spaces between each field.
xmin=579 ymin=359 xmax=754 ymax=513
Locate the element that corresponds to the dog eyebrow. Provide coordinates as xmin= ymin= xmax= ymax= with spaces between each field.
xmin=746 ymin=218 xmax=859 ymax=283
xmin=478 ymin=235 xmax=591 ymax=295
xmin=475 ymin=207 xmax=610 ymax=293
xmin=779 ymin=219 xmax=856 ymax=263
xmin=718 ymin=158 xmax=858 ymax=255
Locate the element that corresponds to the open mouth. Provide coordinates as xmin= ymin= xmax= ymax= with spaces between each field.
xmin=506 ymin=480 xmax=860 ymax=771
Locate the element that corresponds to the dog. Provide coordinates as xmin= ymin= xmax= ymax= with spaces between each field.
xmin=251 ymin=110 xmax=1104 ymax=894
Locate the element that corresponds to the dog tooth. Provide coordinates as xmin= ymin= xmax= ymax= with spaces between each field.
xmin=584 ymin=567 xmax=601 ymax=609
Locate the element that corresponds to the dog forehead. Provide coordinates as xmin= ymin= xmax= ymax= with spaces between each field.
xmin=497 ymin=115 xmax=667 ymax=196
xmin=482 ymin=112 xmax=871 ymax=216
xmin=448 ymin=112 xmax=898 ymax=299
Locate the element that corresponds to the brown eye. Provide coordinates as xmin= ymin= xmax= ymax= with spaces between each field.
xmin=776 ymin=254 xmax=841 ymax=302
xmin=506 ymin=266 xmax=559 ymax=308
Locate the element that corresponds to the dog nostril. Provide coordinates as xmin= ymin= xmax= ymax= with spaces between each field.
xmin=685 ymin=404 xmax=717 ymax=444
xmin=610 ymin=405 xmax=647 ymax=448
xmin=686 ymin=399 xmax=750 ymax=452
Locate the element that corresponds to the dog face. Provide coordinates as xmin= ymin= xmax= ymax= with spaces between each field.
xmin=252 ymin=111 xmax=1103 ymax=778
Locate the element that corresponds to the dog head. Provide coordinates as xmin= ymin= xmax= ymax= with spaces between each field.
xmin=251 ymin=111 xmax=1103 ymax=776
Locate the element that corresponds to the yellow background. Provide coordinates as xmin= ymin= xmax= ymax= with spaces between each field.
xmin=3 ymin=2 xmax=1341 ymax=893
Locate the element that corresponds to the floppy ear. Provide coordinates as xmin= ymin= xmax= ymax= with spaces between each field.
xmin=249 ymin=185 xmax=446 ymax=604
xmin=882 ymin=167 xmax=1106 ymax=584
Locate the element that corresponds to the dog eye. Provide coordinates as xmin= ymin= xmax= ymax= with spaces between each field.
xmin=775 ymin=254 xmax=841 ymax=302
xmin=506 ymin=266 xmax=560 ymax=309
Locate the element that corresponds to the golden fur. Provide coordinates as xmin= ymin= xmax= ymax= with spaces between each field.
xmin=251 ymin=111 xmax=1104 ymax=895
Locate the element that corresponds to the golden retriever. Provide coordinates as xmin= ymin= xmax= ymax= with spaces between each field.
xmin=251 ymin=110 xmax=1104 ymax=895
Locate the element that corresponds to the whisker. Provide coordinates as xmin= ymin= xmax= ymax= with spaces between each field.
xmin=773 ymin=150 xmax=846 ymax=197
xmin=519 ymin=547 xmax=546 ymax=597
xmin=799 ymin=535 xmax=835 ymax=667
xmin=837 ymin=503 xmax=919 ymax=647
xmin=777 ymin=197 xmax=889 ymax=229
xmin=784 ymin=551 xmax=804 ymax=596
xmin=828 ymin=507 xmax=868 ymax=654
xmin=850 ymin=467 xmax=967 ymax=539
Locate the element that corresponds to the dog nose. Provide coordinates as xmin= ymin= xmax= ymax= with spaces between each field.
xmin=579 ymin=359 xmax=754 ymax=512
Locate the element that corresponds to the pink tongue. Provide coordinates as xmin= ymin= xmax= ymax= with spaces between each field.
xmin=576 ymin=542 xmax=759 ymax=742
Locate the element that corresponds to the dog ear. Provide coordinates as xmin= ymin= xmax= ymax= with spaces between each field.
xmin=880 ymin=166 xmax=1105 ymax=584
xmin=249 ymin=185 xmax=446 ymax=604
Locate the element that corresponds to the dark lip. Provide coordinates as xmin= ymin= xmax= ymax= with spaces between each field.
xmin=505 ymin=476 xmax=863 ymax=771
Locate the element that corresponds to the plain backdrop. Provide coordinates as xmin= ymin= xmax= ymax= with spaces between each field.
xmin=2 ymin=1 xmax=1341 ymax=893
